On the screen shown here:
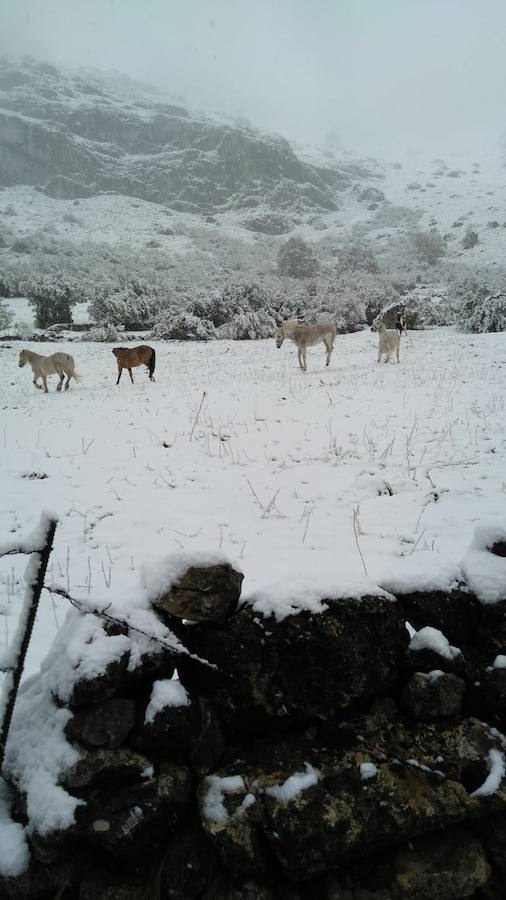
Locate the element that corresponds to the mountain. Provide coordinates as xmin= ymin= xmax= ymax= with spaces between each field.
xmin=0 ymin=58 xmax=368 ymax=222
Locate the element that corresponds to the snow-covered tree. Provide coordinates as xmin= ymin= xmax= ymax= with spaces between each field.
xmin=335 ymin=242 xmax=379 ymax=276
xmin=0 ymin=300 xmax=13 ymax=330
xmin=89 ymin=289 xmax=159 ymax=329
xmin=26 ymin=275 xmax=80 ymax=328
xmin=412 ymin=229 xmax=446 ymax=264
xmin=459 ymin=284 xmax=506 ymax=332
xmin=151 ymin=312 xmax=215 ymax=341
xmin=277 ymin=237 xmax=319 ymax=279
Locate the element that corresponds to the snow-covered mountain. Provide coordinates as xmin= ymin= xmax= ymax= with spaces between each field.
xmin=0 ymin=57 xmax=505 ymax=324
xmin=0 ymin=57 xmax=357 ymax=220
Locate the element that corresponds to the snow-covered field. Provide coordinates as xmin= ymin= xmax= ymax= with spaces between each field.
xmin=1 ymin=327 xmax=505 ymax=680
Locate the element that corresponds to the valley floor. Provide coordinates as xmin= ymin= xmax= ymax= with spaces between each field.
xmin=1 ymin=327 xmax=505 ymax=677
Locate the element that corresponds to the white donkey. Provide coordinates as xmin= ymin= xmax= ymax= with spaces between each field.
xmin=275 ymin=320 xmax=336 ymax=371
xmin=377 ymin=321 xmax=400 ymax=364
xmin=19 ymin=349 xmax=80 ymax=392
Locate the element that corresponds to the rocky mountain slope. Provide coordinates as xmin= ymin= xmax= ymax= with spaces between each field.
xmin=0 ymin=58 xmax=367 ymax=221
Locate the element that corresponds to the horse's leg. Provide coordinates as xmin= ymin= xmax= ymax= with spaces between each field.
xmin=298 ymin=347 xmax=304 ymax=370
xmin=396 ymin=346 xmax=400 ymax=363
xmin=42 ymin=374 xmax=48 ymax=393
xmin=116 ymin=366 xmax=122 ymax=385
xmin=324 ymin=338 xmax=331 ymax=366
xmin=128 ymin=368 xmax=134 ymax=384
xmin=302 ymin=347 xmax=307 ymax=371
xmin=64 ymin=370 xmax=71 ymax=390
xmin=33 ymin=374 xmax=42 ymax=390
xmin=377 ymin=348 xmax=382 ymax=364
xmin=56 ymin=369 xmax=64 ymax=392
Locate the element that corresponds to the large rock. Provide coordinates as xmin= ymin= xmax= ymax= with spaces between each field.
xmin=326 ymin=827 xmax=490 ymax=899
xmin=180 ymin=596 xmax=408 ymax=735
xmin=197 ymin=715 xmax=506 ymax=881
xmin=152 ymin=563 xmax=243 ymax=623
xmin=401 ymin=672 xmax=465 ymax=720
xmin=65 ymin=698 xmax=136 ymax=749
xmin=76 ymin=762 xmax=192 ymax=859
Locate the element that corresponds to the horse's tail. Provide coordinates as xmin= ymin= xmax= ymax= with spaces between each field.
xmin=148 ymin=348 xmax=156 ymax=378
xmin=72 ymin=371 xmax=81 ymax=382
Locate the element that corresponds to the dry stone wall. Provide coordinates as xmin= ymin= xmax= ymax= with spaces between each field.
xmin=2 ymin=550 xmax=506 ymax=900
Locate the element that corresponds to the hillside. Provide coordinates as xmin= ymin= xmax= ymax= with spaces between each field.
xmin=0 ymin=58 xmax=505 ymax=333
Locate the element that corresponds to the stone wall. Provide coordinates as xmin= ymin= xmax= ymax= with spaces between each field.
xmin=2 ymin=555 xmax=506 ymax=900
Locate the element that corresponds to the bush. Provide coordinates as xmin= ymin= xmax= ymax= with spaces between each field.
xmin=84 ymin=323 xmax=122 ymax=342
xmin=277 ymin=236 xmax=319 ymax=279
xmin=462 ymin=228 xmax=479 ymax=250
xmin=216 ymin=309 xmax=276 ymax=340
xmin=151 ymin=312 xmax=215 ymax=341
xmin=27 ymin=275 xmax=80 ymax=328
xmin=89 ymin=289 xmax=159 ymax=329
xmin=412 ymin=230 xmax=446 ymax=264
xmin=460 ymin=285 xmax=506 ymax=332
xmin=335 ymin=241 xmax=379 ymax=276
xmin=0 ymin=300 xmax=13 ymax=330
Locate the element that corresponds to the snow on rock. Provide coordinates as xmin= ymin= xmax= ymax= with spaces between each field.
xmin=0 ymin=778 xmax=29 ymax=877
xmin=264 ymin=763 xmax=319 ymax=803
xmin=144 ymin=678 xmax=190 ymax=724
xmin=140 ymin=550 xmax=240 ymax=604
xmin=202 ymin=774 xmax=246 ymax=825
xmin=470 ymin=749 xmax=506 ymax=798
xmin=3 ymin=597 xmax=186 ymax=837
xmin=462 ymin=525 xmax=506 ymax=605
xmin=379 ymin=553 xmax=462 ymax=596
xmin=244 ymin=575 xmax=392 ymax=622
xmin=359 ymin=762 xmax=378 ymax=781
xmin=493 ymin=656 xmax=506 ymax=669
xmin=409 ymin=626 xmax=461 ymax=660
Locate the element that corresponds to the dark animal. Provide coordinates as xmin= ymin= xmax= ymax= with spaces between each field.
xmin=112 ymin=345 xmax=156 ymax=385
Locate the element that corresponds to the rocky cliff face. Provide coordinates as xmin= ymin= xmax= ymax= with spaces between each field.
xmin=3 ymin=549 xmax=506 ymax=900
xmin=0 ymin=59 xmax=343 ymax=215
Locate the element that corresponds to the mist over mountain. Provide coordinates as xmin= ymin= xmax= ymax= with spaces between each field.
xmin=1 ymin=56 xmax=505 ymax=338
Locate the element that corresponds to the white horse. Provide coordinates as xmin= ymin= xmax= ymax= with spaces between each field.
xmin=275 ymin=320 xmax=336 ymax=371
xmin=377 ymin=321 xmax=400 ymax=364
xmin=19 ymin=349 xmax=80 ymax=392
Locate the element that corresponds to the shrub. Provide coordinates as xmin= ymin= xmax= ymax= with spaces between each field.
xmin=460 ymin=286 xmax=506 ymax=332
xmin=412 ymin=230 xmax=446 ymax=264
xmin=151 ymin=312 xmax=215 ymax=341
xmin=335 ymin=242 xmax=379 ymax=276
xmin=462 ymin=228 xmax=479 ymax=250
xmin=0 ymin=300 xmax=13 ymax=330
xmin=89 ymin=289 xmax=159 ymax=330
xmin=216 ymin=309 xmax=276 ymax=340
xmin=84 ymin=323 xmax=122 ymax=342
xmin=27 ymin=275 xmax=80 ymax=328
xmin=277 ymin=236 xmax=319 ymax=279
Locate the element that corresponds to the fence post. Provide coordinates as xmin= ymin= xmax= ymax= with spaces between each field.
xmin=0 ymin=516 xmax=58 ymax=772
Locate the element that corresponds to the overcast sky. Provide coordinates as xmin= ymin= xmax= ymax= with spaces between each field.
xmin=1 ymin=0 xmax=505 ymax=158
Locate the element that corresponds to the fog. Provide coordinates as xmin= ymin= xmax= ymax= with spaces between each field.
xmin=1 ymin=0 xmax=505 ymax=158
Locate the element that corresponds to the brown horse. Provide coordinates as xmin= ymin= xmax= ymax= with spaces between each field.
xmin=112 ymin=345 xmax=156 ymax=384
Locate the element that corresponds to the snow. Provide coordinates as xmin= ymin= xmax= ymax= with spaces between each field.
xmin=493 ymin=656 xmax=506 ymax=669
xmin=202 ymin=774 xmax=246 ymax=824
xmin=265 ymin=763 xmax=319 ymax=802
xmin=144 ymin=678 xmax=190 ymax=724
xmin=0 ymin=778 xmax=29 ymax=876
xmin=462 ymin=525 xmax=506 ymax=605
xmin=140 ymin=550 xmax=240 ymax=606
xmin=359 ymin=762 xmax=378 ymax=781
xmin=1 ymin=327 xmax=506 ymax=843
xmin=470 ymin=749 xmax=505 ymax=798
xmin=409 ymin=626 xmax=461 ymax=660
xmin=0 ymin=329 xmax=505 ymax=675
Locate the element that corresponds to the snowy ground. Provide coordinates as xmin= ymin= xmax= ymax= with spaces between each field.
xmin=1 ymin=327 xmax=505 ymax=679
